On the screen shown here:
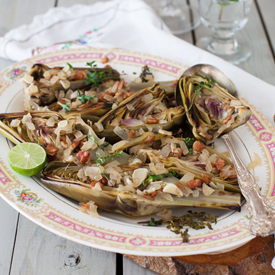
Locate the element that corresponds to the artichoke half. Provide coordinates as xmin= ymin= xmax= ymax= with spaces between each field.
xmin=40 ymin=161 xmax=241 ymax=217
xmin=22 ymin=63 xmax=120 ymax=107
xmin=178 ymin=72 xmax=251 ymax=143
xmin=0 ymin=111 xmax=103 ymax=161
xmin=93 ymin=83 xmax=185 ymax=142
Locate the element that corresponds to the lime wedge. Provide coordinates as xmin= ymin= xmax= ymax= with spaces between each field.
xmin=8 ymin=143 xmax=47 ymax=177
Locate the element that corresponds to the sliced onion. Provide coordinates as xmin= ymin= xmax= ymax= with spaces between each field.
xmin=95 ymin=122 xmax=104 ymax=132
xmin=121 ymin=119 xmax=144 ymax=127
xmin=158 ymin=129 xmax=172 ymax=136
xmin=141 ymin=93 xmax=153 ymax=103
xmin=110 ymin=118 xmax=119 ymax=127
xmin=202 ymin=183 xmax=215 ymax=196
xmin=180 ymin=172 xmax=195 ymax=184
xmin=158 ymin=192 xmax=174 ymax=202
xmin=60 ymin=79 xmax=70 ymax=89
xmin=160 ymin=144 xmax=171 ymax=157
xmin=230 ymin=100 xmax=242 ymax=107
xmin=156 ymin=209 xmax=172 ymax=220
xmin=126 ymin=103 xmax=135 ymax=111
xmin=163 ymin=184 xmax=183 ymax=197
xmin=10 ymin=119 xmax=20 ymax=127
xmin=114 ymin=126 xmax=129 ymax=140
xmin=205 ymin=163 xmax=213 ymax=173
xmin=112 ymin=140 xmax=129 ymax=151
xmin=221 ymin=164 xmax=231 ymax=171
xmin=192 ymin=189 xmax=200 ymax=198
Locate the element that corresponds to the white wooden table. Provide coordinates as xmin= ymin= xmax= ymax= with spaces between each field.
xmin=0 ymin=0 xmax=275 ymax=274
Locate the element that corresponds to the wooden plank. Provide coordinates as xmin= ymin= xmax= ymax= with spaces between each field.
xmin=193 ymin=0 xmax=275 ymax=86
xmin=0 ymin=0 xmax=55 ymax=37
xmin=0 ymin=199 xmax=19 ymax=275
xmin=123 ymin=256 xmax=158 ymax=275
xmin=256 ymin=0 xmax=275 ymax=56
xmin=10 ymin=215 xmax=116 ymax=275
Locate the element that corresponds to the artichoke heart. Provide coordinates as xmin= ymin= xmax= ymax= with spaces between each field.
xmin=178 ymin=72 xmax=251 ymax=143
xmin=93 ymin=83 xmax=185 ymax=142
xmin=41 ymin=161 xmax=241 ymax=217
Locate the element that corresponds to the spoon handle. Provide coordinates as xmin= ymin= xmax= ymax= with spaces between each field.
xmin=222 ymin=132 xmax=275 ymax=237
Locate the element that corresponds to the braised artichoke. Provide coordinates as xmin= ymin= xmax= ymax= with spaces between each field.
xmin=21 ymin=63 xmax=120 ymax=108
xmin=41 ymin=161 xmax=241 ymax=217
xmin=0 ymin=111 xmax=107 ymax=161
xmin=178 ymin=72 xmax=251 ymax=143
xmin=93 ymin=83 xmax=185 ymax=142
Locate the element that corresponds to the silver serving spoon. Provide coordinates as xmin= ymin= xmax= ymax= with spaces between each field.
xmin=175 ymin=64 xmax=275 ymax=237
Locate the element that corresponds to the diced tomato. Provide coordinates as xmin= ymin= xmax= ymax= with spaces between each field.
xmin=220 ymin=168 xmax=237 ymax=179
xmin=101 ymin=56 xmax=109 ymax=64
xmin=188 ymin=179 xmax=203 ymax=190
xmin=172 ymin=148 xmax=183 ymax=157
xmin=90 ymin=181 xmax=103 ymax=188
xmin=98 ymin=93 xmax=105 ymax=99
xmin=44 ymin=144 xmax=59 ymax=156
xmin=118 ymin=79 xmax=125 ymax=89
xmin=215 ymin=158 xmax=225 ymax=170
xmin=124 ymin=91 xmax=135 ymax=99
xmin=70 ymin=140 xmax=80 ymax=152
xmin=144 ymin=191 xmax=158 ymax=201
xmin=78 ymin=100 xmax=90 ymax=109
xmin=128 ymin=129 xmax=136 ymax=139
xmin=193 ymin=141 xmax=205 ymax=152
xmin=176 ymin=182 xmax=185 ymax=189
xmin=74 ymin=70 xmax=87 ymax=81
xmin=144 ymin=135 xmax=155 ymax=143
xmin=80 ymin=203 xmax=90 ymax=210
xmin=115 ymin=91 xmax=124 ymax=97
xmin=136 ymin=101 xmax=145 ymax=108
xmin=222 ymin=115 xmax=232 ymax=124
xmin=201 ymin=173 xmax=212 ymax=184
xmin=147 ymin=117 xmax=159 ymax=124
xmin=76 ymin=151 xmax=90 ymax=164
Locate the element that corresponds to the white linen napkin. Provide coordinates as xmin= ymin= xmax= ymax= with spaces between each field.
xmin=0 ymin=0 xmax=274 ymax=124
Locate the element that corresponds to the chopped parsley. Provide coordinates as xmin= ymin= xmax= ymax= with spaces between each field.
xmin=140 ymin=65 xmax=153 ymax=83
xmin=57 ymin=101 xmax=70 ymax=111
xmin=95 ymin=150 xmax=123 ymax=165
xmin=182 ymin=136 xmax=195 ymax=154
xmin=140 ymin=170 xmax=179 ymax=190
xmin=87 ymin=135 xmax=109 ymax=151
xmin=66 ymin=62 xmax=73 ymax=69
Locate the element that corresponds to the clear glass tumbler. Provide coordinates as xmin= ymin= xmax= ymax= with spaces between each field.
xmin=152 ymin=0 xmax=200 ymax=34
xmin=196 ymin=0 xmax=252 ymax=65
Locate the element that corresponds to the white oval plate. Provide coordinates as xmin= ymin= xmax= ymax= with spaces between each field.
xmin=0 ymin=48 xmax=274 ymax=256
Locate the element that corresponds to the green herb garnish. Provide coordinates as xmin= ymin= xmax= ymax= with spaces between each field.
xmin=95 ymin=150 xmax=123 ymax=165
xmin=181 ymin=136 xmax=195 ymax=154
xmin=147 ymin=218 xmax=162 ymax=227
xmin=86 ymin=61 xmax=97 ymax=68
xmin=140 ymin=170 xmax=179 ymax=191
xmin=145 ymin=170 xmax=179 ymax=183
xmin=85 ymin=71 xmax=106 ymax=87
xmin=167 ymin=211 xmax=217 ymax=243
xmin=67 ymin=62 xmax=73 ymax=69
xmin=57 ymin=101 xmax=70 ymax=111
xmin=139 ymin=65 xmax=153 ymax=83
